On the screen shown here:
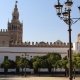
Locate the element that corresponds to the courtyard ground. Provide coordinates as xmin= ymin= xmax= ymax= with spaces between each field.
xmin=0 ymin=76 xmax=80 ymax=80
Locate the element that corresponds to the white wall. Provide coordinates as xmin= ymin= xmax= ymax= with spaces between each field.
xmin=0 ymin=47 xmax=69 ymax=63
xmin=73 ymin=42 xmax=80 ymax=53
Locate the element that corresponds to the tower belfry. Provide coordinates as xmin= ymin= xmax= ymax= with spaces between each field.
xmin=8 ymin=1 xmax=23 ymax=44
xmin=12 ymin=1 xmax=19 ymax=22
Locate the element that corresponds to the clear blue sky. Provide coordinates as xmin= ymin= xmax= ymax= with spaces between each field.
xmin=0 ymin=0 xmax=80 ymax=43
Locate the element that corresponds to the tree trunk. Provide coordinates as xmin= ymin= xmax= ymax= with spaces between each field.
xmin=65 ymin=68 xmax=68 ymax=77
xmin=16 ymin=68 xmax=19 ymax=74
xmin=34 ymin=68 xmax=38 ymax=73
xmin=4 ymin=68 xmax=8 ymax=74
xmin=48 ymin=68 xmax=51 ymax=73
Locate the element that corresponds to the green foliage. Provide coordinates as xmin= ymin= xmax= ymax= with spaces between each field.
xmin=15 ymin=57 xmax=29 ymax=69
xmin=1 ymin=56 xmax=10 ymax=69
xmin=1 ymin=59 xmax=10 ymax=69
xmin=62 ymin=56 xmax=68 ymax=69
xmin=2 ymin=52 xmax=80 ymax=73
xmin=8 ymin=60 xmax=16 ymax=69
xmin=47 ymin=53 xmax=61 ymax=69
xmin=55 ymin=60 xmax=63 ymax=69
xmin=33 ymin=60 xmax=40 ymax=69
xmin=72 ymin=53 xmax=80 ymax=69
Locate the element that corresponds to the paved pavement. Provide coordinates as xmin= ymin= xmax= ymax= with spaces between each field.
xmin=0 ymin=77 xmax=80 ymax=80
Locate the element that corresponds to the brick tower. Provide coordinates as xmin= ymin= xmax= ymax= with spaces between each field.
xmin=8 ymin=1 xmax=23 ymax=44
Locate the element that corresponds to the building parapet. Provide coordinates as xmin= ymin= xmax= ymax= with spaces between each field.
xmin=0 ymin=29 xmax=8 ymax=32
xmin=0 ymin=29 xmax=9 ymax=36
xmin=10 ymin=41 xmax=73 ymax=48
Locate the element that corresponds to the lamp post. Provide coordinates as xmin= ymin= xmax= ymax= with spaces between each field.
xmin=54 ymin=0 xmax=80 ymax=80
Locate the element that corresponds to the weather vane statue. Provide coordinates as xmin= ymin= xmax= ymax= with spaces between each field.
xmin=16 ymin=1 xmax=18 ymax=4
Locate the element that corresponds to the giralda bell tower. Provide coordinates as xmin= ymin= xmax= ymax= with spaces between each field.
xmin=8 ymin=1 xmax=23 ymax=44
